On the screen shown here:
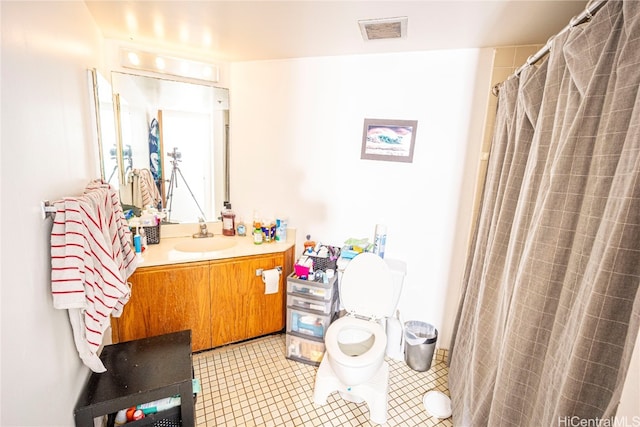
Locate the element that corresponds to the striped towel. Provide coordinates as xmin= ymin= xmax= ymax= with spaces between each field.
xmin=131 ymin=168 xmax=161 ymax=209
xmin=50 ymin=181 xmax=137 ymax=372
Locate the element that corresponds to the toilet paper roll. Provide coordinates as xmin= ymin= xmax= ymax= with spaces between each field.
xmin=262 ymin=268 xmax=280 ymax=294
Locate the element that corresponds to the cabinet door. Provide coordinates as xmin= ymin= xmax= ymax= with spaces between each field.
xmin=113 ymin=261 xmax=212 ymax=352
xmin=210 ymin=253 xmax=285 ymax=347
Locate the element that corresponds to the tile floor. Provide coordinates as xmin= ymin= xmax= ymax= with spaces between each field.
xmin=193 ymin=333 xmax=453 ymax=426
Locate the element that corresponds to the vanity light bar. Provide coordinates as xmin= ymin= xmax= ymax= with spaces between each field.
xmin=120 ymin=48 xmax=219 ymax=83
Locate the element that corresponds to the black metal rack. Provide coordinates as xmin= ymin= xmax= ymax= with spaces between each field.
xmin=74 ymin=330 xmax=195 ymax=427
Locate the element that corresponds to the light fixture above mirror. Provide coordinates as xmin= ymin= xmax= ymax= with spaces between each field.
xmin=120 ymin=48 xmax=220 ymax=84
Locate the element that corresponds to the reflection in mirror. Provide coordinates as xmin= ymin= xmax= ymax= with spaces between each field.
xmin=90 ymin=69 xmax=120 ymax=191
xmin=110 ymin=72 xmax=229 ymax=223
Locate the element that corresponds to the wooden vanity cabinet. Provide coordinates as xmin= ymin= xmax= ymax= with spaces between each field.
xmin=111 ymin=261 xmax=212 ymax=351
xmin=111 ymin=247 xmax=295 ymax=352
xmin=210 ymin=253 xmax=285 ymax=347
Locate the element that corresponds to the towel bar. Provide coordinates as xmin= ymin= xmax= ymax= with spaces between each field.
xmin=41 ymin=200 xmax=56 ymax=219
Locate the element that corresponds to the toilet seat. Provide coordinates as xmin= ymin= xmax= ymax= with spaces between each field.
xmin=339 ymin=253 xmax=394 ymax=320
xmin=325 ymin=316 xmax=386 ymax=368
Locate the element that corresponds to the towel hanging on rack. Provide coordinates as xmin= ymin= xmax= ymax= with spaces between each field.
xmin=50 ymin=180 xmax=137 ymax=372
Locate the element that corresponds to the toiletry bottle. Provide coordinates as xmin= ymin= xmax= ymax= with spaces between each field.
xmin=221 ymin=202 xmax=236 ymax=236
xmin=139 ymin=227 xmax=147 ymax=250
xmin=252 ymin=211 xmax=261 ymax=230
xmin=252 ymin=213 xmax=263 ymax=243
xmin=373 ymin=224 xmax=387 ymax=259
xmin=134 ymin=230 xmax=142 ymax=254
xmin=236 ymin=217 xmax=246 ymax=236
xmin=303 ymin=235 xmax=316 ymax=254
xmin=114 ymin=409 xmax=128 ymax=426
xmin=253 ymin=225 xmax=263 ymax=245
xmin=275 ymin=217 xmax=288 ymax=242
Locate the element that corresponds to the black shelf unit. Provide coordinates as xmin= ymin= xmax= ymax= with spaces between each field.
xmin=74 ymin=330 xmax=195 ymax=427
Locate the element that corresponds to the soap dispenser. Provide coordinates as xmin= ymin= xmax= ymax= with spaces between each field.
xmin=221 ymin=201 xmax=236 ymax=236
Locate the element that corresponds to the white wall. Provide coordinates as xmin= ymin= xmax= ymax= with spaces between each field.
xmin=0 ymin=2 xmax=104 ymax=425
xmin=229 ymin=49 xmax=494 ymax=346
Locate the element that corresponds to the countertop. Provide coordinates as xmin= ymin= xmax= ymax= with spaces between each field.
xmin=134 ymin=223 xmax=296 ymax=268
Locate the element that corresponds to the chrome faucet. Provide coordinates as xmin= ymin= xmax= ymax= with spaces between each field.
xmin=193 ymin=217 xmax=214 ymax=238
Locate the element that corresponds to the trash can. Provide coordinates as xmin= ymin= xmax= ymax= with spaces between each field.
xmin=404 ymin=321 xmax=438 ymax=372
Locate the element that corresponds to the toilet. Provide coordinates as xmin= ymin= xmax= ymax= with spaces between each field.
xmin=313 ymin=252 xmax=406 ymax=425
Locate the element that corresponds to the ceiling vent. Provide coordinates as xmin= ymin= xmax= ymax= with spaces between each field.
xmin=358 ymin=16 xmax=408 ymax=41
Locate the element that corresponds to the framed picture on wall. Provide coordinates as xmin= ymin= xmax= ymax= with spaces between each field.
xmin=361 ymin=118 xmax=417 ymax=163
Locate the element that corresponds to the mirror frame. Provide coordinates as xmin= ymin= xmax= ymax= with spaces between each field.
xmin=89 ymin=68 xmax=105 ymax=180
xmin=112 ymin=92 xmax=126 ymax=187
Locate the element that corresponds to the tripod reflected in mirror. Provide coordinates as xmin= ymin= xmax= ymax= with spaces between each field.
xmin=165 ymin=147 xmax=207 ymax=223
xmin=107 ymin=144 xmax=132 ymax=185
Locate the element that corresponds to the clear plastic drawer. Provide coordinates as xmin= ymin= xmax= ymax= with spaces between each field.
xmin=286 ymin=307 xmax=333 ymax=339
xmin=286 ymin=333 xmax=325 ymax=366
xmin=287 ymin=293 xmax=335 ymax=315
xmin=286 ymin=273 xmax=337 ymax=301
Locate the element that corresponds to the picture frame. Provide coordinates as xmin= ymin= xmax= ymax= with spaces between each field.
xmin=361 ymin=118 xmax=417 ymax=163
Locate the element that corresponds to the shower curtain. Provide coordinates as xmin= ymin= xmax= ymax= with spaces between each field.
xmin=449 ymin=1 xmax=640 ymax=425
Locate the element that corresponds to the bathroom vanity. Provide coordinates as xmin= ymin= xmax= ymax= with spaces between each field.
xmin=110 ymin=226 xmax=296 ymax=352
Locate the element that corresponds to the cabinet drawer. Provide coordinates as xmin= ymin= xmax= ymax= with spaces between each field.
xmin=286 ymin=333 xmax=325 ymax=366
xmin=286 ymin=274 xmax=337 ymax=301
xmin=286 ymin=307 xmax=334 ymax=339
xmin=286 ymin=293 xmax=336 ymax=315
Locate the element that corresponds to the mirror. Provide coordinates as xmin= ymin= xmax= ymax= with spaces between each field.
xmin=90 ymin=69 xmax=120 ymax=192
xmin=101 ymin=71 xmax=229 ymax=223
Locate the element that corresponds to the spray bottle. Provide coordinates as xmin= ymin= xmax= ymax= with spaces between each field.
xmin=373 ymin=224 xmax=387 ymax=259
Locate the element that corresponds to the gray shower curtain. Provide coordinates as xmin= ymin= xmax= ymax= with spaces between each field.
xmin=449 ymin=1 xmax=640 ymax=426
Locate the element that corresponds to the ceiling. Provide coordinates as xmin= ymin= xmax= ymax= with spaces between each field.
xmin=85 ymin=0 xmax=589 ymax=63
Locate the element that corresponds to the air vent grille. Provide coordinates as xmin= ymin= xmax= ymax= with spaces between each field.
xmin=359 ymin=17 xmax=408 ymax=41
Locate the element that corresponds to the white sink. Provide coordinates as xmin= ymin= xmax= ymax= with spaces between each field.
xmin=174 ymin=239 xmax=237 ymax=253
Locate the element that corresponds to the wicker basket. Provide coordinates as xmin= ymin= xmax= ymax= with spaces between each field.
xmin=132 ymin=225 xmax=161 ymax=245
xmin=307 ymin=246 xmax=340 ymax=271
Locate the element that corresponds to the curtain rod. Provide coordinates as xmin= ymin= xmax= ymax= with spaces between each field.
xmin=493 ymin=0 xmax=608 ymax=95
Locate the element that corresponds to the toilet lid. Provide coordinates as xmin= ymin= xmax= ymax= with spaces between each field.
xmin=340 ymin=253 xmax=394 ymax=319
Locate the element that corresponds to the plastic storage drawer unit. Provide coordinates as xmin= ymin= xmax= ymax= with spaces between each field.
xmin=285 ymin=271 xmax=339 ymax=366
xmin=286 ymin=334 xmax=326 ymax=365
